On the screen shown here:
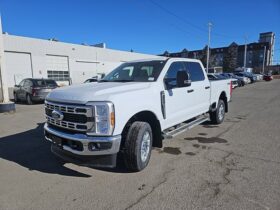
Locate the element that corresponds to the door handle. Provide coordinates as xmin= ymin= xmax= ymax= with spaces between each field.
xmin=187 ymin=89 xmax=194 ymax=93
xmin=205 ymin=86 xmax=210 ymax=89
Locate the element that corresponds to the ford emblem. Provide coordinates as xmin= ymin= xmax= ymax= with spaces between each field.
xmin=51 ymin=110 xmax=64 ymax=121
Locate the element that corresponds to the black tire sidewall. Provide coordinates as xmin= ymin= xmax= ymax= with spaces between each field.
xmin=216 ymin=100 xmax=225 ymax=124
xmin=26 ymin=94 xmax=33 ymax=105
xmin=124 ymin=122 xmax=153 ymax=171
xmin=136 ymin=124 xmax=152 ymax=170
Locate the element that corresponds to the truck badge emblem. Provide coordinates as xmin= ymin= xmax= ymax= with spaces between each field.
xmin=51 ymin=110 xmax=64 ymax=121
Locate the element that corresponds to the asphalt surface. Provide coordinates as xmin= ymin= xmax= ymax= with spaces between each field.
xmin=0 ymin=80 xmax=280 ymax=210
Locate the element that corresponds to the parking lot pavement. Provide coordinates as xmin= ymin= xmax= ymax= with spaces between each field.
xmin=0 ymin=80 xmax=280 ymax=210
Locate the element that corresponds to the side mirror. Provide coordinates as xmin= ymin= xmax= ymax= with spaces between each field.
xmin=176 ymin=71 xmax=191 ymax=87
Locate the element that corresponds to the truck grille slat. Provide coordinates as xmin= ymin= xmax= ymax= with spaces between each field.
xmin=45 ymin=101 xmax=94 ymax=132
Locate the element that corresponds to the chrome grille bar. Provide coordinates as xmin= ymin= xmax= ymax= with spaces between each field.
xmin=45 ymin=101 xmax=94 ymax=132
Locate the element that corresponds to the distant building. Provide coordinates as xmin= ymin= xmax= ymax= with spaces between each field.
xmin=160 ymin=32 xmax=275 ymax=72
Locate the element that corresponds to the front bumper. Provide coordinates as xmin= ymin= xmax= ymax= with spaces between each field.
xmin=44 ymin=123 xmax=121 ymax=156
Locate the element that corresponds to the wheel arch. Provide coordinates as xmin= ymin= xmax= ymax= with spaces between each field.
xmin=121 ymin=110 xmax=163 ymax=149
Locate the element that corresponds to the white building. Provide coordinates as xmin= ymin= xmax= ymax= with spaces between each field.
xmin=0 ymin=24 xmax=159 ymax=100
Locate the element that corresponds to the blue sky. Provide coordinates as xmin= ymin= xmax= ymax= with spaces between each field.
xmin=0 ymin=0 xmax=280 ymax=63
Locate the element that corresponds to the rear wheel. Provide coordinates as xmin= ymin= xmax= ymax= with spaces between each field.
xmin=26 ymin=94 xmax=33 ymax=105
xmin=210 ymin=99 xmax=225 ymax=124
xmin=123 ymin=121 xmax=153 ymax=172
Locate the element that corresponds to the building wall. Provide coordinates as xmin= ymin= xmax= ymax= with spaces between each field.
xmin=3 ymin=34 xmax=160 ymax=97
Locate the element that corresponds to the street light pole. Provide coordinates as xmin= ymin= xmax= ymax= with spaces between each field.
xmin=206 ymin=22 xmax=212 ymax=73
xmin=262 ymin=45 xmax=266 ymax=74
xmin=243 ymin=36 xmax=247 ymax=71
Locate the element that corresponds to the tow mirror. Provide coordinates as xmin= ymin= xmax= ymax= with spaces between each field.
xmin=177 ymin=71 xmax=191 ymax=87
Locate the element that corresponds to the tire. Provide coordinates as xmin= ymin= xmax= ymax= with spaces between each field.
xmin=210 ymin=99 xmax=225 ymax=124
xmin=123 ymin=121 xmax=153 ymax=172
xmin=14 ymin=93 xmax=18 ymax=103
xmin=26 ymin=94 xmax=33 ymax=105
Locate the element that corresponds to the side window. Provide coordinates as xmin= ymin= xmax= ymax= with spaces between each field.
xmin=19 ymin=80 xmax=25 ymax=86
xmin=164 ymin=62 xmax=185 ymax=89
xmin=184 ymin=62 xmax=205 ymax=82
xmin=23 ymin=80 xmax=32 ymax=87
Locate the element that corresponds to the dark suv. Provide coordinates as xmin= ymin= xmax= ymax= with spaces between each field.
xmin=14 ymin=78 xmax=58 ymax=104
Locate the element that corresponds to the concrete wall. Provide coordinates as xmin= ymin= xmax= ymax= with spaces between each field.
xmin=2 ymin=34 xmax=160 ymax=98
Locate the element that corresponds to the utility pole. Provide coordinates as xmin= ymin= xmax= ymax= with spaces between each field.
xmin=243 ymin=35 xmax=248 ymax=70
xmin=206 ymin=22 xmax=212 ymax=73
xmin=262 ymin=45 xmax=266 ymax=74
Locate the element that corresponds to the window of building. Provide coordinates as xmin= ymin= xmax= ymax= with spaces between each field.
xmin=47 ymin=70 xmax=70 ymax=81
xmin=184 ymin=62 xmax=205 ymax=82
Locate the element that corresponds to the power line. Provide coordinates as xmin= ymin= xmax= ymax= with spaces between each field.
xmin=148 ymin=0 xmax=207 ymax=33
xmin=148 ymin=0 xmax=246 ymax=41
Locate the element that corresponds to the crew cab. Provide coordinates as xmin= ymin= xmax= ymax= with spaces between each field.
xmin=44 ymin=58 xmax=232 ymax=171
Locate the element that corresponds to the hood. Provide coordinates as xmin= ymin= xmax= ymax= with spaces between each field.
xmin=46 ymin=82 xmax=151 ymax=104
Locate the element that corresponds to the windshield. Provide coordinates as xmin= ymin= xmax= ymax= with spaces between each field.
xmin=101 ymin=60 xmax=166 ymax=82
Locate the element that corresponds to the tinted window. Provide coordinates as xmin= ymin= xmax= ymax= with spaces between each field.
xmin=33 ymin=79 xmax=57 ymax=87
xmin=184 ymin=62 xmax=205 ymax=82
xmin=44 ymin=80 xmax=57 ymax=86
xmin=164 ymin=62 xmax=185 ymax=89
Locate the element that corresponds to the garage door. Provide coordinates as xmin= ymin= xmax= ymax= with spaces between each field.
xmin=46 ymin=55 xmax=69 ymax=85
xmin=5 ymin=52 xmax=33 ymax=87
xmin=73 ymin=61 xmax=98 ymax=84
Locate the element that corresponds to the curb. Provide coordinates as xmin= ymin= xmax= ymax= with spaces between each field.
xmin=0 ymin=102 xmax=16 ymax=113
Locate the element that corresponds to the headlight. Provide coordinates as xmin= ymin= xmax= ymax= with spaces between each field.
xmin=86 ymin=102 xmax=115 ymax=136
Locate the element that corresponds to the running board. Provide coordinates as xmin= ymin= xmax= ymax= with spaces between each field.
xmin=163 ymin=115 xmax=209 ymax=139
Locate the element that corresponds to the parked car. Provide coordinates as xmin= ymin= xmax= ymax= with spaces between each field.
xmin=220 ymin=73 xmax=249 ymax=86
xmin=44 ymin=58 xmax=232 ymax=171
xmin=84 ymin=74 xmax=106 ymax=83
xmin=263 ymin=74 xmax=273 ymax=81
xmin=234 ymin=72 xmax=257 ymax=83
xmin=254 ymin=74 xmax=263 ymax=81
xmin=208 ymin=73 xmax=238 ymax=88
xmin=14 ymin=78 xmax=58 ymax=104
xmin=84 ymin=78 xmax=98 ymax=83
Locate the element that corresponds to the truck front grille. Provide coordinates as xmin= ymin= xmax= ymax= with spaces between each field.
xmin=45 ymin=101 xmax=94 ymax=132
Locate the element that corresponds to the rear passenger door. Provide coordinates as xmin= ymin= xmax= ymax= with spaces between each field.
xmin=17 ymin=80 xmax=26 ymax=99
xmin=22 ymin=80 xmax=32 ymax=99
xmin=183 ymin=62 xmax=210 ymax=115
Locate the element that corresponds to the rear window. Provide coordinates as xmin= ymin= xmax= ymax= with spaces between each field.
xmin=33 ymin=80 xmax=57 ymax=87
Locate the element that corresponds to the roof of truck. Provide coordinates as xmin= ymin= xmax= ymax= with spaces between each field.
xmin=127 ymin=57 xmax=200 ymax=63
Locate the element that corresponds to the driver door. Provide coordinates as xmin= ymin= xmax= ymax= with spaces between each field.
xmin=163 ymin=62 xmax=195 ymax=128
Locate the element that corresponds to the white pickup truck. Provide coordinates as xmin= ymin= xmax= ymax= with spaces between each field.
xmin=44 ymin=58 xmax=232 ymax=171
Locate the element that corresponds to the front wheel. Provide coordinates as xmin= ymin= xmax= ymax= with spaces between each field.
xmin=14 ymin=93 xmax=18 ymax=103
xmin=210 ymin=99 xmax=225 ymax=124
xmin=123 ymin=121 xmax=153 ymax=172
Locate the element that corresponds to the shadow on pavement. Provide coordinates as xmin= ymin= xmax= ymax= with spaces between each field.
xmin=0 ymin=123 xmax=91 ymax=178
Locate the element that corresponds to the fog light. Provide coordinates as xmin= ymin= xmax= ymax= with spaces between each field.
xmin=88 ymin=143 xmax=101 ymax=151
xmin=88 ymin=142 xmax=112 ymax=151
